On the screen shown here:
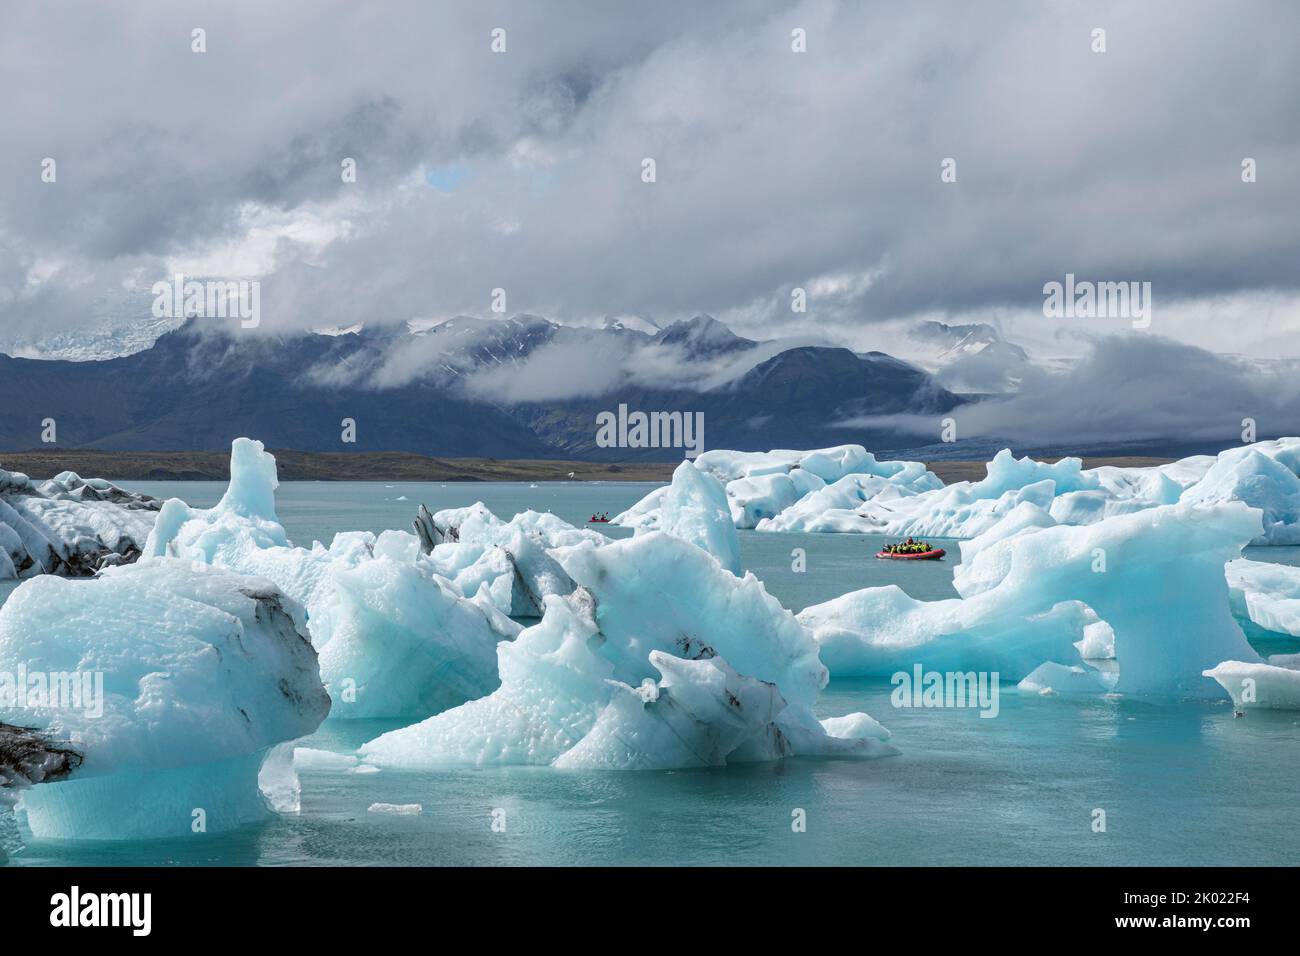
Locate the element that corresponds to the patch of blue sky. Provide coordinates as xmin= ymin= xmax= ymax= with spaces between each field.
xmin=425 ymin=163 xmax=469 ymax=192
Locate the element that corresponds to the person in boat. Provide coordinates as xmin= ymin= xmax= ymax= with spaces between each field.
xmin=884 ymin=539 xmax=935 ymax=554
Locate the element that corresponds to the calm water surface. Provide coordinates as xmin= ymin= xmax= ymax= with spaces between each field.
xmin=5 ymin=480 xmax=1298 ymax=866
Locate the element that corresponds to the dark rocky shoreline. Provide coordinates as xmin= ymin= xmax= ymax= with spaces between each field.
xmin=0 ymin=450 xmax=1173 ymax=484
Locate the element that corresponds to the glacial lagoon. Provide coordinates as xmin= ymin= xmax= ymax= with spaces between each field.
xmin=5 ymin=479 xmax=1298 ymax=866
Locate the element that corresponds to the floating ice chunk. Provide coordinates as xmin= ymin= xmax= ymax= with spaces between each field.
xmin=819 ymin=712 xmax=892 ymax=742
xmin=420 ymin=503 xmax=598 ymax=616
xmin=1203 ymin=658 xmax=1300 ymax=710
xmin=764 ymin=451 xmax=1082 ymax=541
xmin=724 ymin=470 xmax=826 ymax=528
xmin=222 ymin=436 xmax=282 ymax=520
xmin=307 ymin=554 xmax=504 ymax=719
xmin=957 ymin=501 xmax=1262 ymax=696
xmin=293 ymin=747 xmax=360 ymax=771
xmin=956 ymin=501 xmax=1057 ymax=576
xmin=1047 ymin=489 xmax=1159 ymax=526
xmin=802 ymin=502 xmax=1263 ymax=697
xmin=429 ymin=503 xmax=599 ymax=551
xmin=759 ymin=474 xmax=925 ymax=533
xmin=1182 ymin=449 xmax=1300 ymax=544
xmin=971 ymin=450 xmax=1099 ymax=498
xmin=145 ymin=440 xmax=509 ymax=719
xmin=554 ymin=533 xmax=829 ymax=707
xmin=143 ymin=440 xmax=296 ymax=575
xmin=0 ymin=559 xmax=329 ymax=840
xmin=470 ymin=581 xmax=525 ymax=640
xmin=617 ymin=445 xmax=942 ymax=531
xmin=1017 ymin=662 xmax=1114 ymax=696
xmin=876 ymin=478 xmax=1061 ymax=540
xmin=362 ymin=533 xmax=894 ymax=770
xmin=656 ymin=462 xmax=741 ymax=573
xmin=555 ymin=651 xmax=793 ymax=769
xmin=554 ymin=650 xmax=897 ymax=769
xmin=1235 ymin=437 xmax=1300 ymax=472
xmin=620 ymin=439 xmax=1300 ymax=544
xmin=799 ymin=585 xmax=1093 ymax=679
xmin=1225 ymin=558 xmax=1300 ymax=637
xmin=693 ymin=445 xmax=932 ymax=486
xmin=0 ymin=465 xmax=159 ymax=580
xmin=368 ymin=803 xmax=421 ymax=815
xmin=611 ymin=485 xmax=667 ymax=530
xmin=361 ymin=596 xmax=613 ymax=768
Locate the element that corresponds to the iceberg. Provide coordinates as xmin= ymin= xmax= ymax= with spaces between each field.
xmin=145 ymin=438 xmax=511 ymax=719
xmin=616 ymin=444 xmax=943 ymax=531
xmin=417 ymin=501 xmax=600 ymax=617
xmin=555 ymin=651 xmax=801 ymax=770
xmin=1016 ymin=661 xmax=1114 ymax=696
xmin=800 ymin=501 xmax=1263 ymax=698
xmin=0 ymin=560 xmax=329 ymax=840
xmin=614 ymin=438 xmax=1300 ymax=545
xmin=360 ymin=532 xmax=896 ymax=771
xmin=368 ymin=802 xmax=422 ymax=815
xmin=1182 ymin=449 xmax=1300 ymax=545
xmin=1203 ymin=657 xmax=1300 ymax=711
xmin=1225 ymin=558 xmax=1300 ymax=637
xmin=799 ymin=584 xmax=1096 ymax=679
xmin=723 ymin=470 xmax=828 ymax=529
xmin=654 ymin=461 xmax=741 ymax=574
xmin=0 ymin=466 xmax=160 ymax=580
xmin=304 ymin=552 xmax=508 ymax=718
xmin=758 ymin=472 xmax=927 ymax=533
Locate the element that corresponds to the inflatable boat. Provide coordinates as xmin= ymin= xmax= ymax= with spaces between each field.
xmin=875 ymin=548 xmax=945 ymax=560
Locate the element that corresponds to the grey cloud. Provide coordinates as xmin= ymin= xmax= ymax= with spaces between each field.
xmin=1 ymin=0 xmax=1298 ymax=351
xmin=848 ymin=335 xmax=1300 ymax=446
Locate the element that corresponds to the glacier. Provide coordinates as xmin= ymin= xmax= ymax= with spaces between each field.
xmin=0 ymin=466 xmax=160 ymax=580
xmin=144 ymin=438 xmax=513 ymax=719
xmin=615 ymin=438 xmax=1300 ymax=545
xmin=360 ymin=531 xmax=897 ymax=771
xmin=0 ymin=560 xmax=330 ymax=840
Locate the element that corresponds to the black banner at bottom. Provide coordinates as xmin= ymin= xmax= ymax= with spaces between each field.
xmin=0 ymin=866 xmax=1275 ymax=940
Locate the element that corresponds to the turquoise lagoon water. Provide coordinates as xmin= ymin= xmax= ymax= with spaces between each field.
xmin=5 ymin=480 xmax=1299 ymax=866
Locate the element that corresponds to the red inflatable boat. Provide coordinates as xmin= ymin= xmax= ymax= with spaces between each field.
xmin=875 ymin=548 xmax=946 ymax=560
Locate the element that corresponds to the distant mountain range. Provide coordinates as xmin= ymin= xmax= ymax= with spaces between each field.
xmin=907 ymin=320 xmax=1031 ymax=394
xmin=0 ymin=315 xmax=964 ymax=460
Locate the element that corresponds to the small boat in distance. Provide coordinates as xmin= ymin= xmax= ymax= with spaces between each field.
xmin=876 ymin=547 xmax=945 ymax=560
xmin=588 ymin=513 xmax=611 ymax=523
xmin=876 ymin=538 xmax=945 ymax=560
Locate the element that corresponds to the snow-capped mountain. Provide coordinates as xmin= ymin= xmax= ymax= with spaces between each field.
xmin=601 ymin=315 xmax=660 ymax=335
xmin=651 ymin=315 xmax=756 ymax=357
xmin=908 ymin=320 xmax=1031 ymax=394
xmin=0 ymin=314 xmax=961 ymax=459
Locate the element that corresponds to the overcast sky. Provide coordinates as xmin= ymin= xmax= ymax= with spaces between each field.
xmin=2 ymin=0 xmax=1298 ymax=362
